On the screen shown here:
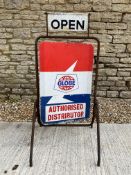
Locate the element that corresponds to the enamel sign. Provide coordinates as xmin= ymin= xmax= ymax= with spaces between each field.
xmin=48 ymin=12 xmax=88 ymax=32
xmin=39 ymin=41 xmax=94 ymax=124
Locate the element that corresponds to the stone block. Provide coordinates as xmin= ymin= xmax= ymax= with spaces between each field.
xmin=112 ymin=0 xmax=129 ymax=3
xmin=0 ymin=0 xmax=4 ymax=7
xmin=116 ymin=81 xmax=125 ymax=87
xmin=98 ymin=81 xmax=115 ymax=86
xmin=22 ymin=95 xmax=36 ymax=101
xmin=17 ymin=69 xmax=28 ymax=74
xmin=106 ymin=63 xmax=131 ymax=68
xmin=41 ymin=4 xmax=56 ymax=11
xmin=99 ymin=68 xmax=117 ymax=76
xmin=0 ymin=55 xmax=10 ymax=61
xmin=23 ymin=39 xmax=34 ymax=45
xmin=99 ymin=57 xmax=119 ymax=63
xmin=22 ymin=20 xmax=34 ymax=27
xmin=0 ymin=87 xmax=10 ymax=93
xmin=30 ymin=4 xmax=40 ymax=10
xmin=90 ymin=22 xmax=106 ymax=30
xmin=55 ymin=4 xmax=74 ymax=11
xmin=9 ymin=95 xmax=21 ymax=100
xmin=0 ymin=73 xmax=8 ymax=78
xmin=21 ymin=15 xmax=39 ymax=20
xmin=107 ymin=91 xmax=119 ymax=98
xmin=0 ymin=14 xmax=12 ymax=19
xmin=92 ymin=34 xmax=112 ymax=43
xmin=107 ymin=30 xmax=124 ymax=35
xmin=112 ymin=4 xmax=131 ymax=12
xmin=1 ymin=20 xmax=22 ymax=28
xmin=74 ymin=4 xmax=91 ymax=11
xmin=0 ymin=45 xmax=9 ymax=51
xmin=116 ymin=53 xmax=129 ymax=58
xmin=97 ymin=91 xmax=106 ymax=97
xmin=106 ymin=23 xmax=127 ymax=30
xmin=117 ymin=71 xmax=130 ymax=77
xmin=97 ymin=76 xmax=107 ymax=80
xmin=127 ymin=44 xmax=131 ymax=52
xmin=0 ymin=39 xmax=6 ymax=44
xmin=90 ymin=12 xmax=101 ymax=22
xmin=5 ymin=28 xmax=13 ymax=32
xmin=126 ymin=23 xmax=131 ymax=35
xmin=66 ymin=0 xmax=81 ymax=3
xmin=33 ymin=21 xmax=46 ymax=27
xmin=101 ymin=12 xmax=122 ymax=22
xmin=12 ymin=88 xmax=24 ymax=94
xmin=17 ymin=65 xmax=28 ymax=71
xmin=10 ymin=52 xmax=31 ymax=62
xmin=11 ymin=44 xmax=27 ymax=50
xmin=123 ymin=14 xmax=131 ymax=21
xmin=0 ymin=28 xmax=6 ymax=32
xmin=14 ymin=28 xmax=31 ymax=38
xmin=120 ymin=58 xmax=131 ymax=64
xmin=92 ymin=0 xmax=111 ymax=12
xmin=113 ymin=35 xmax=131 ymax=44
xmin=120 ymin=91 xmax=131 ymax=98
xmin=110 ymin=86 xmax=128 ymax=91
xmin=4 ymin=0 xmax=29 ymax=9
xmin=8 ymin=39 xmax=23 ymax=43
xmin=108 ymin=77 xmax=122 ymax=81
xmin=30 ymin=0 xmax=48 ymax=3
xmin=124 ymin=77 xmax=131 ymax=81
xmin=49 ymin=0 xmax=64 ymax=3
xmin=25 ymin=89 xmax=35 ymax=95
xmin=6 ymin=69 xmax=16 ymax=74
xmin=105 ymin=44 xmax=126 ymax=53
xmin=0 ymin=33 xmax=12 ymax=38
xmin=97 ymin=30 xmax=107 ymax=34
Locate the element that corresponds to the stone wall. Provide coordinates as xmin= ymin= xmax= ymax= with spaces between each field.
xmin=0 ymin=0 xmax=131 ymax=100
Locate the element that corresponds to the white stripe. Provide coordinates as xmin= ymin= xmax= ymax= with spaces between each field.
xmin=39 ymin=71 xmax=92 ymax=97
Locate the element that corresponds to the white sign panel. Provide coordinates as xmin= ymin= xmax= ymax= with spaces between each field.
xmin=48 ymin=12 xmax=88 ymax=32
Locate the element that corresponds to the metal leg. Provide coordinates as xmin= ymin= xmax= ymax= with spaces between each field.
xmin=29 ymin=101 xmax=37 ymax=167
xmin=91 ymin=105 xmax=95 ymax=128
xmin=95 ymin=100 xmax=100 ymax=166
xmin=91 ymin=99 xmax=97 ymax=128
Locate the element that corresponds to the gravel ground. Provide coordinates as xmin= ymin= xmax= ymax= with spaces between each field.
xmin=0 ymin=98 xmax=131 ymax=123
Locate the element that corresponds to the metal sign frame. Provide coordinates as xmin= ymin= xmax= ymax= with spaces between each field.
xmin=29 ymin=12 xmax=101 ymax=167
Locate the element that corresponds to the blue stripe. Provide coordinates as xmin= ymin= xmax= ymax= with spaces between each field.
xmin=40 ymin=94 xmax=91 ymax=125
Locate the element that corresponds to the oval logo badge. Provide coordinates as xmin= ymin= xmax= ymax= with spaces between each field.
xmin=57 ymin=75 xmax=75 ymax=91
xmin=54 ymin=74 xmax=79 ymax=93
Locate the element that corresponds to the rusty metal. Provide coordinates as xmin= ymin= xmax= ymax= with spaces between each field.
xmin=29 ymin=100 xmax=37 ymax=167
xmin=87 ymin=13 xmax=90 ymax=36
xmin=45 ymin=12 xmax=49 ymax=36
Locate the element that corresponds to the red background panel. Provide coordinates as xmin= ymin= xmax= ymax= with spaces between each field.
xmin=39 ymin=41 xmax=94 ymax=72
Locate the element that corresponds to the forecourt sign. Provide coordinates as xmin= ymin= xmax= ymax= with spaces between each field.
xmin=29 ymin=12 xmax=101 ymax=168
xmin=39 ymin=41 xmax=94 ymax=125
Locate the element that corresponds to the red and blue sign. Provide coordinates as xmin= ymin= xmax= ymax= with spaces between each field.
xmin=39 ymin=41 xmax=94 ymax=124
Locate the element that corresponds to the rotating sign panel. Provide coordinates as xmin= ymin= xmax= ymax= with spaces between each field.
xmin=39 ymin=41 xmax=94 ymax=125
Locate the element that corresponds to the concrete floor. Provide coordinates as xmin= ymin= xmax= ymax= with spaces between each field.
xmin=0 ymin=122 xmax=131 ymax=175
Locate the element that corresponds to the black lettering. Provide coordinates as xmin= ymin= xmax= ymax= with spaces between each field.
xmin=69 ymin=20 xmax=75 ymax=30
xmin=61 ymin=20 xmax=68 ymax=29
xmin=51 ymin=20 xmax=60 ymax=29
xmin=76 ymin=20 xmax=85 ymax=30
